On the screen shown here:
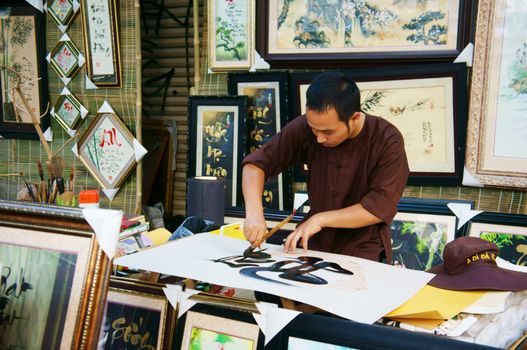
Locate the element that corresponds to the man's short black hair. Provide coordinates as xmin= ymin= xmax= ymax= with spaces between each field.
xmin=306 ymin=71 xmax=361 ymax=125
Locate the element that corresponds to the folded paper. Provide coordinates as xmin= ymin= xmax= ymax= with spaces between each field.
xmin=82 ymin=208 xmax=123 ymax=259
xmin=386 ymin=285 xmax=485 ymax=320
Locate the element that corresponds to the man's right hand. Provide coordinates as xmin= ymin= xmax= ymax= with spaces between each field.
xmin=243 ymin=213 xmax=268 ymax=248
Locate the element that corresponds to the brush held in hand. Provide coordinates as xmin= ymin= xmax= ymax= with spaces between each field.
xmin=242 ymin=210 xmax=296 ymax=258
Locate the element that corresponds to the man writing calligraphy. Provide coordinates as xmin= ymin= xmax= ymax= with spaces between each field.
xmin=242 ymin=71 xmax=409 ymax=263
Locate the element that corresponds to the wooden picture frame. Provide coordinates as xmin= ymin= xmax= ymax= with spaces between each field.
xmin=173 ymin=302 xmax=264 ymax=350
xmin=47 ymin=0 xmax=79 ymax=30
xmin=77 ymin=109 xmax=138 ymax=189
xmin=227 ymin=71 xmax=292 ymax=210
xmin=187 ymin=96 xmax=247 ymax=207
xmin=468 ymin=212 xmax=527 ymax=267
xmin=0 ymin=1 xmax=50 ymax=140
xmin=98 ymin=277 xmax=176 ymax=349
xmin=80 ymin=0 xmax=122 ymax=87
xmin=207 ymin=0 xmax=255 ymax=71
xmin=288 ymin=63 xmax=468 ymax=186
xmin=49 ymin=38 xmax=83 ymax=79
xmin=257 ymin=0 xmax=472 ymax=67
xmin=0 ymin=200 xmax=111 ymax=350
xmin=465 ymin=0 xmax=527 ymax=188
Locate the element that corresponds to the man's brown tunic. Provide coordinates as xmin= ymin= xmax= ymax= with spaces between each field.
xmin=242 ymin=113 xmax=409 ymax=263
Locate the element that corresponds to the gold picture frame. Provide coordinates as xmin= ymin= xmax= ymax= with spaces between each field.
xmin=207 ymin=0 xmax=255 ymax=71
xmin=98 ymin=278 xmax=176 ymax=349
xmin=80 ymin=0 xmax=122 ymax=87
xmin=0 ymin=200 xmax=111 ymax=349
xmin=465 ymin=0 xmax=527 ymax=188
xmin=77 ymin=108 xmax=138 ymax=189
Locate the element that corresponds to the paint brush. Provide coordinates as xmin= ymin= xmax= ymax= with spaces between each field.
xmin=37 ymin=160 xmax=46 ymax=203
xmin=242 ymin=193 xmax=308 ymax=258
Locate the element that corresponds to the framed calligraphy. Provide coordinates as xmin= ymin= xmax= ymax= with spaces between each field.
xmin=173 ymin=301 xmax=264 ymax=350
xmin=0 ymin=1 xmax=50 ymax=139
xmin=288 ymin=63 xmax=468 ymax=186
xmin=468 ymin=211 xmax=527 ymax=267
xmin=208 ymin=0 xmax=255 ymax=71
xmin=465 ymin=0 xmax=527 ymax=188
xmin=257 ymin=0 xmax=472 ymax=67
xmin=77 ymin=107 xmax=138 ymax=189
xmin=98 ymin=278 xmax=176 ymax=350
xmin=187 ymin=95 xmax=247 ymax=207
xmin=227 ymin=71 xmax=292 ymax=210
xmin=0 ymin=200 xmax=111 ymax=350
xmin=80 ymin=0 xmax=122 ymax=86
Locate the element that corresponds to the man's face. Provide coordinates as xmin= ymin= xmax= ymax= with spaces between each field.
xmin=306 ymin=108 xmax=354 ymax=147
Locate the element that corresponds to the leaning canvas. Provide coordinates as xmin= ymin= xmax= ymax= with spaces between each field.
xmin=115 ymin=234 xmax=433 ymax=324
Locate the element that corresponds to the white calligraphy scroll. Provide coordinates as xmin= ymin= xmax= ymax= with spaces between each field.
xmin=86 ymin=0 xmax=115 ymax=75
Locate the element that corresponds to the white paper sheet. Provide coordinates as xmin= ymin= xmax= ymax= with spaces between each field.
xmin=115 ymin=234 xmax=433 ymax=324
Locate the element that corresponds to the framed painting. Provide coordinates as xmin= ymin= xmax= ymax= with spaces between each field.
xmin=0 ymin=1 xmax=50 ymax=140
xmin=391 ymin=211 xmax=457 ymax=271
xmin=98 ymin=278 xmax=176 ymax=350
xmin=208 ymin=0 xmax=255 ymax=71
xmin=80 ymin=0 xmax=122 ymax=87
xmin=173 ymin=302 xmax=264 ymax=350
xmin=49 ymin=38 xmax=83 ymax=79
xmin=47 ymin=0 xmax=79 ymax=30
xmin=52 ymin=90 xmax=87 ymax=132
xmin=227 ymin=71 xmax=292 ymax=210
xmin=0 ymin=200 xmax=111 ymax=350
xmin=468 ymin=212 xmax=527 ymax=267
xmin=288 ymin=63 xmax=468 ymax=185
xmin=257 ymin=0 xmax=472 ymax=67
xmin=187 ymin=96 xmax=247 ymax=207
xmin=77 ymin=108 xmax=138 ymax=189
xmin=465 ymin=0 xmax=527 ymax=188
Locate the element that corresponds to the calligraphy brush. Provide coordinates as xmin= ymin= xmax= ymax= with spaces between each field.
xmin=50 ymin=155 xmax=65 ymax=194
xmin=21 ymin=174 xmax=37 ymax=202
xmin=37 ymin=160 xmax=46 ymax=203
xmin=242 ymin=193 xmax=308 ymax=258
xmin=242 ymin=211 xmax=296 ymax=258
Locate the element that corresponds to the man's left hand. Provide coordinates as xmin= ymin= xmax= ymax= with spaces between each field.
xmin=284 ymin=214 xmax=323 ymax=253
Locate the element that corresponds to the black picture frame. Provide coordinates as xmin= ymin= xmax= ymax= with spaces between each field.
xmin=187 ymin=96 xmax=248 ymax=208
xmin=288 ymin=63 xmax=468 ymax=186
xmin=172 ymin=302 xmax=265 ymax=350
xmin=467 ymin=211 xmax=527 ymax=267
xmin=0 ymin=1 xmax=50 ymax=140
xmin=265 ymin=312 xmax=501 ymax=350
xmin=227 ymin=71 xmax=292 ymax=211
xmin=256 ymin=0 xmax=474 ymax=68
